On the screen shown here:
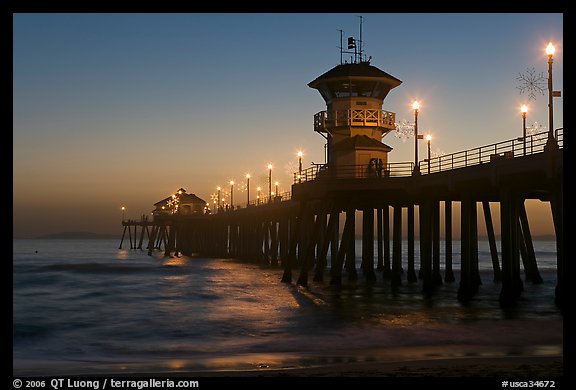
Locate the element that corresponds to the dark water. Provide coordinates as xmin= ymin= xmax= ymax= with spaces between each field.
xmin=13 ymin=239 xmax=562 ymax=375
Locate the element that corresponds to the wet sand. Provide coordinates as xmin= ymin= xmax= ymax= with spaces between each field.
xmin=14 ymin=343 xmax=563 ymax=379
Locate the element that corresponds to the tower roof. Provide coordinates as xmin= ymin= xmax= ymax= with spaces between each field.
xmin=308 ymin=62 xmax=402 ymax=103
xmin=332 ymin=135 xmax=393 ymax=152
xmin=308 ymin=62 xmax=402 ymax=89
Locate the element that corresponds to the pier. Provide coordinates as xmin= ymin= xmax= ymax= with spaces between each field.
xmin=120 ymin=45 xmax=563 ymax=308
xmin=121 ymin=128 xmax=563 ymax=307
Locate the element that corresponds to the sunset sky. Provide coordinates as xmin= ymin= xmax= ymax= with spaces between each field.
xmin=13 ymin=13 xmax=563 ymax=238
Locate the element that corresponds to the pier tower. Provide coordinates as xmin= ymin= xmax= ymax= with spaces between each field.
xmin=309 ymin=40 xmax=401 ymax=177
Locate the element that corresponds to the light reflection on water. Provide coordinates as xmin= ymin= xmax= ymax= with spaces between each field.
xmin=13 ymin=239 xmax=562 ymax=375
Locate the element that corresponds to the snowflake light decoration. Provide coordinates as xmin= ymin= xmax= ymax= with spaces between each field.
xmin=431 ymin=147 xmax=445 ymax=159
xmin=394 ymin=120 xmax=415 ymax=142
xmin=517 ymin=67 xmax=546 ymax=101
xmin=526 ymin=121 xmax=547 ymax=141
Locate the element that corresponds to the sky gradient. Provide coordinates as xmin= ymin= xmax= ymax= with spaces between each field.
xmin=13 ymin=13 xmax=563 ymax=238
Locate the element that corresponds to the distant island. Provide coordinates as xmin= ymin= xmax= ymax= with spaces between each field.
xmin=36 ymin=231 xmax=119 ymax=239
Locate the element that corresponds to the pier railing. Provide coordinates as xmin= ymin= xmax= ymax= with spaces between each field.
xmin=214 ymin=191 xmax=293 ymax=213
xmin=294 ymin=161 xmax=414 ymax=183
xmin=422 ymin=128 xmax=563 ymax=175
xmin=294 ymin=128 xmax=563 ymax=183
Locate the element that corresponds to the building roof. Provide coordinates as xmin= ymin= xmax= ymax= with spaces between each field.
xmin=308 ymin=62 xmax=402 ymax=89
xmin=332 ymin=135 xmax=393 ymax=152
xmin=154 ymin=192 xmax=206 ymax=207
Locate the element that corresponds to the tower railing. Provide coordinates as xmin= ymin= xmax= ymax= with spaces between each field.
xmin=314 ymin=109 xmax=396 ymax=132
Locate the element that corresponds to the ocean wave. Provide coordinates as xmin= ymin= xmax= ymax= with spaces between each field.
xmin=44 ymin=263 xmax=155 ymax=274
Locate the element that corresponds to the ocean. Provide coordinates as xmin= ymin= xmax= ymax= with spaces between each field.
xmin=13 ymin=238 xmax=562 ymax=376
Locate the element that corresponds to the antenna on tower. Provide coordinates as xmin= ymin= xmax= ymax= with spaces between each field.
xmin=338 ymin=29 xmax=344 ymax=64
xmin=358 ymin=15 xmax=363 ymax=63
xmin=337 ymin=16 xmax=368 ymax=65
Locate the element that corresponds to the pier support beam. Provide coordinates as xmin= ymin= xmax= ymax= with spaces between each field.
xmin=147 ymin=224 xmax=159 ymax=255
xmin=407 ymin=204 xmax=417 ymax=283
xmin=362 ymin=208 xmax=376 ymax=282
xmin=444 ymin=201 xmax=455 ymax=282
xmin=499 ymin=191 xmax=524 ymax=307
xmin=470 ymin=201 xmax=481 ymax=290
xmin=314 ymin=208 xmax=338 ymax=282
xmin=376 ymin=208 xmax=384 ymax=270
xmin=482 ymin=201 xmax=501 ymax=282
xmin=281 ymin=203 xmax=305 ymax=283
xmin=432 ymin=201 xmax=443 ymax=286
xmin=550 ymin=180 xmax=563 ymax=308
xmin=345 ymin=209 xmax=357 ymax=281
xmin=331 ymin=208 xmax=355 ymax=287
xmin=391 ymin=205 xmax=403 ymax=287
xmin=164 ymin=225 xmax=176 ymax=257
xmin=270 ymin=218 xmax=279 ymax=267
xmin=316 ymin=213 xmax=327 ymax=271
xmin=297 ymin=207 xmax=325 ymax=287
xmin=382 ymin=206 xmax=391 ymax=279
xmin=518 ymin=201 xmax=542 ymax=284
xmin=458 ymin=198 xmax=478 ymax=301
xmin=119 ymin=225 xmax=127 ymax=249
xmin=419 ymin=201 xmax=433 ymax=295
xmin=279 ymin=213 xmax=289 ymax=266
xmin=330 ymin=213 xmax=339 ymax=272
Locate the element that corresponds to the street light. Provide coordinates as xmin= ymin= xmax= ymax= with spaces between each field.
xmin=297 ymin=151 xmax=303 ymax=183
xmin=275 ymin=181 xmax=279 ymax=197
xmin=121 ymin=206 xmax=125 ymax=222
xmin=257 ymin=186 xmax=261 ymax=205
xmin=545 ymin=42 xmax=558 ymax=150
xmin=412 ymin=101 xmax=422 ymax=174
xmin=267 ymin=164 xmax=273 ymax=202
xmin=246 ymin=174 xmax=251 ymax=206
xmin=217 ymin=186 xmax=221 ymax=212
xmin=230 ymin=181 xmax=234 ymax=208
xmin=521 ymin=104 xmax=528 ymax=156
xmin=426 ymin=134 xmax=432 ymax=174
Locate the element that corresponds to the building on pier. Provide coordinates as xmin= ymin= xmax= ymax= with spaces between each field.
xmin=152 ymin=188 xmax=207 ymax=216
xmin=308 ymin=60 xmax=401 ymax=177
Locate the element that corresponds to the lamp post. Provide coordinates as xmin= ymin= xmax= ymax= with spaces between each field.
xmin=267 ymin=164 xmax=273 ymax=202
xmin=217 ymin=186 xmax=221 ymax=212
xmin=412 ymin=101 xmax=422 ymax=174
xmin=426 ymin=134 xmax=432 ymax=174
xmin=297 ymin=151 xmax=303 ymax=183
xmin=521 ymin=104 xmax=528 ymax=156
xmin=246 ymin=174 xmax=250 ymax=206
xmin=121 ymin=206 xmax=125 ymax=222
xmin=230 ymin=181 xmax=234 ymax=209
xmin=257 ymin=186 xmax=261 ymax=205
xmin=545 ymin=42 xmax=558 ymax=150
xmin=275 ymin=181 xmax=279 ymax=197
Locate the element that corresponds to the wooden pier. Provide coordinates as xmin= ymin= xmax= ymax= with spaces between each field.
xmin=120 ymin=56 xmax=563 ymax=308
xmin=120 ymin=129 xmax=563 ymax=308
